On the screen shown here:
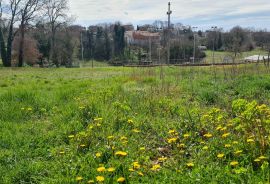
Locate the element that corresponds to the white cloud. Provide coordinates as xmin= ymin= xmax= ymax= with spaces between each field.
xmin=69 ymin=0 xmax=270 ymax=29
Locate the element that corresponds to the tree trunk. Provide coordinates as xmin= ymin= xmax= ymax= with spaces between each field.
xmin=49 ymin=25 xmax=55 ymax=65
xmin=6 ymin=23 xmax=14 ymax=67
xmin=51 ymin=27 xmax=58 ymax=67
xmin=18 ymin=23 xmax=25 ymax=67
xmin=0 ymin=27 xmax=8 ymax=66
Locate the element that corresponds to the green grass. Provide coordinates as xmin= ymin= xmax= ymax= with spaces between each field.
xmin=80 ymin=60 xmax=110 ymax=68
xmin=0 ymin=65 xmax=270 ymax=183
xmin=204 ymin=49 xmax=268 ymax=63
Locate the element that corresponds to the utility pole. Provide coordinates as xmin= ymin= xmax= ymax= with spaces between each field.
xmin=167 ymin=2 xmax=172 ymax=29
xmin=192 ymin=27 xmax=198 ymax=64
xmin=167 ymin=2 xmax=172 ymax=64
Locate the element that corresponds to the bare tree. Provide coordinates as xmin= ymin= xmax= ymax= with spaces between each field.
xmin=223 ymin=26 xmax=247 ymax=58
xmin=0 ymin=0 xmax=22 ymax=67
xmin=0 ymin=0 xmax=8 ymax=66
xmin=44 ymin=0 xmax=68 ymax=66
xmin=18 ymin=0 xmax=43 ymax=67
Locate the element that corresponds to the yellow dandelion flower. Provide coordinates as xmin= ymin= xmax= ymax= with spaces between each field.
xmin=87 ymin=180 xmax=95 ymax=184
xmin=68 ymin=135 xmax=75 ymax=139
xmin=80 ymin=144 xmax=86 ymax=148
xmin=96 ymin=152 xmax=102 ymax=158
xmin=167 ymin=137 xmax=178 ymax=143
xmin=259 ymin=156 xmax=267 ymax=160
xmin=216 ymin=126 xmax=222 ymax=131
xmin=139 ymin=147 xmax=145 ymax=151
xmin=178 ymin=143 xmax=185 ymax=148
xmin=120 ymin=136 xmax=127 ymax=141
xmin=107 ymin=135 xmax=114 ymax=139
xmin=158 ymin=157 xmax=168 ymax=162
xmin=222 ymin=133 xmax=230 ymax=138
xmin=204 ymin=133 xmax=213 ymax=138
xmin=186 ymin=162 xmax=194 ymax=168
xmin=247 ymin=139 xmax=255 ymax=143
xmin=221 ymin=127 xmax=227 ymax=131
xmin=94 ymin=118 xmax=103 ymax=122
xmin=217 ymin=153 xmax=225 ymax=158
xmin=232 ymin=141 xmax=239 ymax=144
xmin=183 ymin=134 xmax=190 ymax=138
xmin=151 ymin=164 xmax=161 ymax=171
xmin=107 ymin=167 xmax=116 ymax=172
xmin=76 ymin=176 xmax=83 ymax=182
xmin=96 ymin=176 xmax=105 ymax=182
xmin=117 ymin=177 xmax=125 ymax=183
xmin=129 ymin=168 xmax=135 ymax=172
xmin=132 ymin=129 xmax=140 ymax=133
xmin=97 ymin=167 xmax=106 ymax=172
xmin=133 ymin=162 xmax=141 ymax=169
xmin=224 ymin=144 xmax=231 ymax=148
xmin=138 ymin=172 xmax=144 ymax=176
xmin=169 ymin=130 xmax=176 ymax=134
xmin=230 ymin=161 xmax=239 ymax=166
xmin=234 ymin=150 xmax=243 ymax=155
xmin=115 ymin=151 xmax=128 ymax=157
xmin=127 ymin=119 xmax=133 ymax=124
xmin=202 ymin=146 xmax=209 ymax=150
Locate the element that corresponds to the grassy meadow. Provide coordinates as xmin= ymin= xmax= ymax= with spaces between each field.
xmin=1 ymin=64 xmax=270 ymax=183
xmin=203 ymin=49 xmax=268 ymax=63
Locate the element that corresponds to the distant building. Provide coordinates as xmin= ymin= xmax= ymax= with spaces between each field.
xmin=123 ymin=24 xmax=134 ymax=31
xmin=125 ymin=31 xmax=160 ymax=46
xmin=137 ymin=24 xmax=155 ymax=32
xmin=245 ymin=55 xmax=270 ymax=62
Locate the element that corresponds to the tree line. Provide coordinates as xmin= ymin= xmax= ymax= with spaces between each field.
xmin=80 ymin=23 xmax=125 ymax=62
xmin=0 ymin=0 xmax=270 ymax=67
xmin=0 ymin=0 xmax=72 ymax=67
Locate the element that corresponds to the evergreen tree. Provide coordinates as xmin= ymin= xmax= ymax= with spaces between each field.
xmin=113 ymin=23 xmax=125 ymax=58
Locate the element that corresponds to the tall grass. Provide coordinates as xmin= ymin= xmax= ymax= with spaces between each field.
xmin=0 ymin=64 xmax=270 ymax=183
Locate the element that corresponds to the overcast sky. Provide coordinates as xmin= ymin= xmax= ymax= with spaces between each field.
xmin=69 ymin=0 xmax=270 ymax=30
